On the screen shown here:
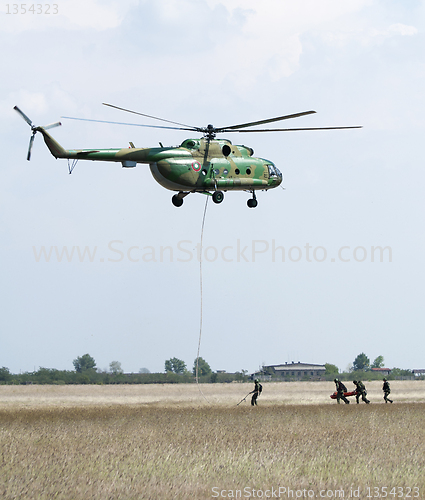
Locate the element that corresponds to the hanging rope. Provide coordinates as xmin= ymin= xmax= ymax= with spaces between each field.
xmin=195 ymin=194 xmax=209 ymax=402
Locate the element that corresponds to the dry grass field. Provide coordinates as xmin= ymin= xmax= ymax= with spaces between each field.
xmin=1 ymin=381 xmax=424 ymax=499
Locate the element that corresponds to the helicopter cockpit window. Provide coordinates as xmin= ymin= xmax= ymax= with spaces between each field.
xmin=268 ymin=164 xmax=277 ymax=177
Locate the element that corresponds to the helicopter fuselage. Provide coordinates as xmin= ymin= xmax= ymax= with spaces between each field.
xmin=38 ymin=129 xmax=282 ymax=199
xmin=149 ymin=138 xmax=282 ymax=193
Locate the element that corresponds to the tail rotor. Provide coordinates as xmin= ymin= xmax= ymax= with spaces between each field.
xmin=14 ymin=106 xmax=61 ymax=161
xmin=27 ymin=132 xmax=36 ymax=161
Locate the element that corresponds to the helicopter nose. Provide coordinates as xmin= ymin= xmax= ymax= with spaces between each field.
xmin=276 ymin=167 xmax=282 ymax=177
xmin=274 ymin=167 xmax=283 ymax=185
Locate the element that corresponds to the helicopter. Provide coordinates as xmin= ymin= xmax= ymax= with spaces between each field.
xmin=14 ymin=104 xmax=361 ymax=208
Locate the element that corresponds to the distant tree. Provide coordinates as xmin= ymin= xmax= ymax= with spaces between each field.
xmin=139 ymin=367 xmax=150 ymax=374
xmin=164 ymin=357 xmax=187 ymax=374
xmin=261 ymin=364 xmax=275 ymax=376
xmin=390 ymin=367 xmax=412 ymax=377
xmin=73 ymin=354 xmax=96 ymax=373
xmin=109 ymin=361 xmax=124 ymax=374
xmin=193 ymin=357 xmax=212 ymax=377
xmin=324 ymin=363 xmax=339 ymax=376
xmin=235 ymin=369 xmax=249 ymax=382
xmin=0 ymin=366 xmax=11 ymax=381
xmin=371 ymin=355 xmax=385 ymax=369
xmin=352 ymin=353 xmax=370 ymax=372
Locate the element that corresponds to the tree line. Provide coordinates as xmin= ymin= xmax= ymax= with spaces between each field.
xmin=0 ymin=354 xmax=249 ymax=385
xmin=319 ymin=352 xmax=413 ymax=381
xmin=0 ymin=352 xmax=417 ymax=385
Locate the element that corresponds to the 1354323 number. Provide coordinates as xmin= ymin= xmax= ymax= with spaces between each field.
xmin=366 ymin=487 xmax=420 ymax=498
xmin=6 ymin=4 xmax=59 ymax=14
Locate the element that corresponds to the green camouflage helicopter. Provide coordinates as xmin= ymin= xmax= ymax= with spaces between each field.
xmin=14 ymin=104 xmax=361 ymax=208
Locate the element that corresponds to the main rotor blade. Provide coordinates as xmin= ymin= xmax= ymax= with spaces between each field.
xmin=218 ymin=111 xmax=317 ymax=131
xmin=27 ymin=134 xmax=35 ymax=161
xmin=224 ymin=125 xmax=363 ymax=133
xmin=43 ymin=121 xmax=62 ymax=130
xmin=61 ymin=116 xmax=195 ymax=132
xmin=14 ymin=105 xmax=33 ymax=127
xmin=102 ymin=103 xmax=199 ymax=131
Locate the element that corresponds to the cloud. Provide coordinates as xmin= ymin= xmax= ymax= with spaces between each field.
xmin=387 ymin=23 xmax=418 ymax=36
xmin=183 ymin=0 xmax=372 ymax=84
xmin=318 ymin=22 xmax=418 ymax=48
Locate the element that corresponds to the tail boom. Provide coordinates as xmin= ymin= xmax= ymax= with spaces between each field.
xmin=36 ymin=127 xmax=68 ymax=159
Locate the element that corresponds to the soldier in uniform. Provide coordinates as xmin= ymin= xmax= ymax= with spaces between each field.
xmin=251 ymin=378 xmax=263 ymax=406
xmin=353 ymin=380 xmax=370 ymax=404
xmin=334 ymin=378 xmax=350 ymax=404
xmin=383 ymin=378 xmax=393 ymax=403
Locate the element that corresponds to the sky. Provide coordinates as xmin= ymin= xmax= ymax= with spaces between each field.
xmin=1 ymin=0 xmax=424 ymax=375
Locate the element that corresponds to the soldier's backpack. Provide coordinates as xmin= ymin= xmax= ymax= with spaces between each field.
xmin=340 ymin=382 xmax=347 ymax=392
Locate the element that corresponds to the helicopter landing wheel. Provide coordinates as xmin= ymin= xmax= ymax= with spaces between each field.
xmin=172 ymin=194 xmax=184 ymax=207
xmin=212 ymin=190 xmax=224 ymax=204
xmin=247 ymin=192 xmax=258 ymax=208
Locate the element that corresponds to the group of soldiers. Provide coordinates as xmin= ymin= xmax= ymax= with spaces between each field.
xmin=240 ymin=378 xmax=394 ymax=406
xmin=334 ymin=378 xmax=393 ymax=404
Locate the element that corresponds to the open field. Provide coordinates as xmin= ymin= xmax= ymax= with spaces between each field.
xmin=1 ymin=380 xmax=425 ymax=407
xmin=1 ymin=382 xmax=425 ymax=499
